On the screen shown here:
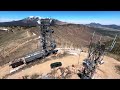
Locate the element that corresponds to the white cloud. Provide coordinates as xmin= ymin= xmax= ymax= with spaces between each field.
xmin=0 ymin=18 xmax=20 ymax=22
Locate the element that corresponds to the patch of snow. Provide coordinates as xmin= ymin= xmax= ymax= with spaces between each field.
xmin=28 ymin=16 xmax=42 ymax=19
xmin=37 ymin=20 xmax=41 ymax=24
xmin=50 ymin=19 xmax=52 ymax=23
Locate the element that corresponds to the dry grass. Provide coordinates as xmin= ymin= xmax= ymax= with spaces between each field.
xmin=30 ymin=73 xmax=39 ymax=79
xmin=107 ymin=53 xmax=120 ymax=62
xmin=0 ymin=25 xmax=111 ymax=66
xmin=115 ymin=65 xmax=120 ymax=75
xmin=22 ymin=75 xmax=29 ymax=79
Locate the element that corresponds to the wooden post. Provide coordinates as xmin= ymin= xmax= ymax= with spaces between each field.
xmin=78 ymin=49 xmax=81 ymax=65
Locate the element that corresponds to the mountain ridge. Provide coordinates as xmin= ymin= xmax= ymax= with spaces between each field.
xmin=0 ymin=16 xmax=69 ymax=27
xmin=0 ymin=16 xmax=120 ymax=32
xmin=86 ymin=22 xmax=120 ymax=30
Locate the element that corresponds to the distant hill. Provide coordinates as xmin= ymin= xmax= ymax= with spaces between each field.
xmin=0 ymin=16 xmax=120 ymax=31
xmin=86 ymin=23 xmax=120 ymax=30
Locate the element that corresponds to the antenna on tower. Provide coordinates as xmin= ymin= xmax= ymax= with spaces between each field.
xmin=78 ymin=32 xmax=117 ymax=79
xmin=40 ymin=18 xmax=58 ymax=57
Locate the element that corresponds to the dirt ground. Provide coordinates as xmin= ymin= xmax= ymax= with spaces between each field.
xmin=0 ymin=50 xmax=120 ymax=79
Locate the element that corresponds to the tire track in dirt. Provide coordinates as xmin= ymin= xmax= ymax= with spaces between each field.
xmin=4 ymin=36 xmax=40 ymax=57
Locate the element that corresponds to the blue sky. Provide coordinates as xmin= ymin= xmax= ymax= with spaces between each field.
xmin=0 ymin=11 xmax=120 ymax=25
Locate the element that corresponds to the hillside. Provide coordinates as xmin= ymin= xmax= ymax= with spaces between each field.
xmin=0 ymin=16 xmax=120 ymax=67
xmin=51 ymin=24 xmax=111 ymax=47
xmin=0 ymin=23 xmax=119 ymax=66
xmin=87 ymin=23 xmax=120 ymax=30
xmin=103 ymin=38 xmax=120 ymax=61
xmin=0 ymin=22 xmax=120 ymax=79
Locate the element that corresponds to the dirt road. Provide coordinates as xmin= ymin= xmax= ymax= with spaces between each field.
xmin=0 ymin=48 xmax=120 ymax=79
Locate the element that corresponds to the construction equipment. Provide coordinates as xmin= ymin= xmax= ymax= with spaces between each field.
xmin=78 ymin=32 xmax=117 ymax=79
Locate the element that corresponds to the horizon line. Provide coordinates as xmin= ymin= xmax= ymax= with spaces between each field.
xmin=0 ymin=16 xmax=120 ymax=26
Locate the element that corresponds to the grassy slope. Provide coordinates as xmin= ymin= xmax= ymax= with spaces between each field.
xmin=0 ymin=27 xmax=38 ymax=65
xmin=104 ymin=38 xmax=120 ymax=61
xmin=0 ymin=25 xmax=120 ymax=66
xmin=90 ymin=27 xmax=120 ymax=61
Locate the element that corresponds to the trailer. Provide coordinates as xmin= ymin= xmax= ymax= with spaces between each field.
xmin=24 ymin=51 xmax=45 ymax=63
xmin=9 ymin=18 xmax=58 ymax=73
